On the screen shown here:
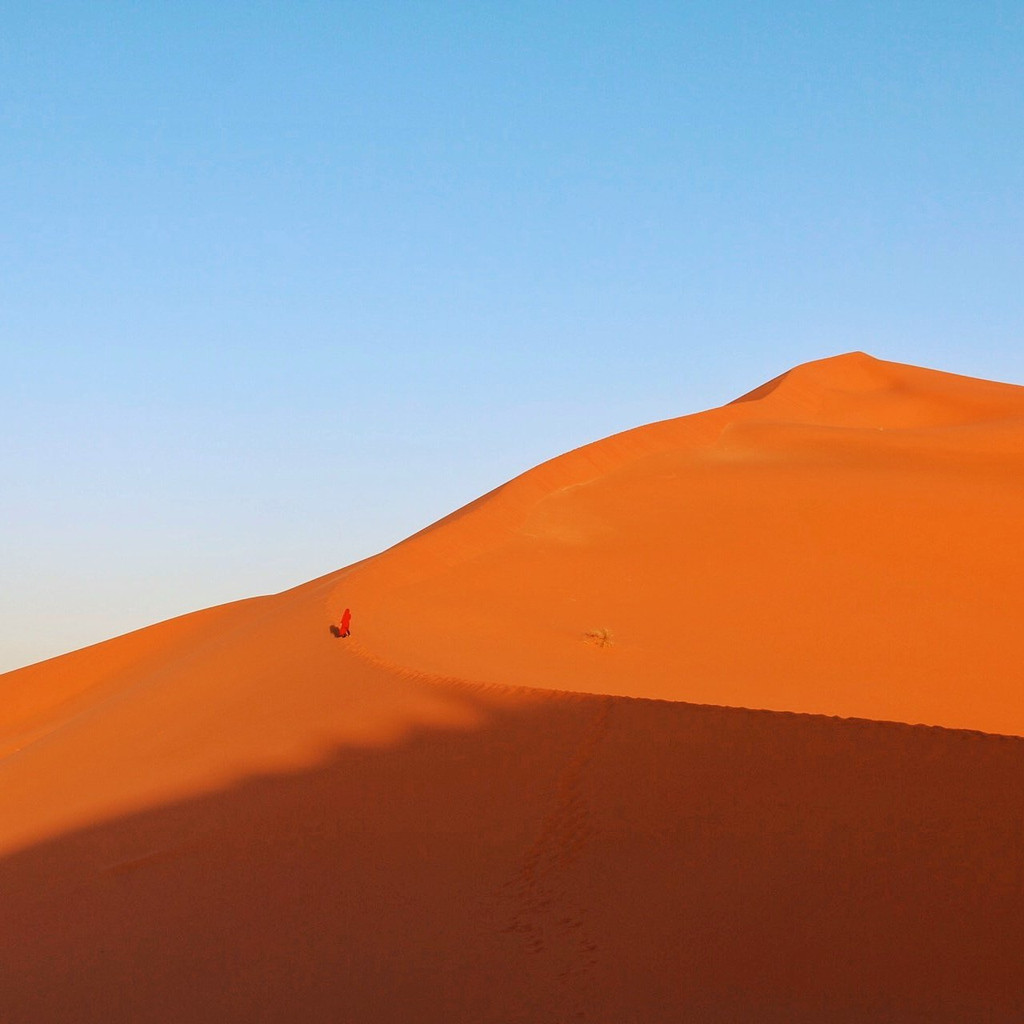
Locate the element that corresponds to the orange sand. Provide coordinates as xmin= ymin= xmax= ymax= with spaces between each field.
xmin=2 ymin=352 xmax=1023 ymax=1021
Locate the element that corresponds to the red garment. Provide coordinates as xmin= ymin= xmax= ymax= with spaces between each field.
xmin=340 ymin=608 xmax=352 ymax=634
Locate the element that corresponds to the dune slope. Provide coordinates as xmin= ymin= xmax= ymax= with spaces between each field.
xmin=2 ymin=351 xmax=1023 ymax=1022
xmin=339 ymin=351 xmax=1024 ymax=735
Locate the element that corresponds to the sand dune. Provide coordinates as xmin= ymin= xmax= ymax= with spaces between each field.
xmin=2 ymin=352 xmax=1023 ymax=1021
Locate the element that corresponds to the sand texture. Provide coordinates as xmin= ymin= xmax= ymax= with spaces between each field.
xmin=3 ymin=352 xmax=1023 ymax=1021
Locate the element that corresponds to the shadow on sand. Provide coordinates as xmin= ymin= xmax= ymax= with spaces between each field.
xmin=3 ymin=691 xmax=1023 ymax=1023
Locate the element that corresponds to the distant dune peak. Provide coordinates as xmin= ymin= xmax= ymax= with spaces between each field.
xmin=730 ymin=351 xmax=880 ymax=406
xmin=726 ymin=351 xmax=1024 ymax=431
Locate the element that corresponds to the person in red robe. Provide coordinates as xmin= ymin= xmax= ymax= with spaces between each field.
xmin=339 ymin=608 xmax=352 ymax=638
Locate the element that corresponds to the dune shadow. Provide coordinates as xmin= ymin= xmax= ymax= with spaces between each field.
xmin=3 ymin=693 xmax=1023 ymax=1023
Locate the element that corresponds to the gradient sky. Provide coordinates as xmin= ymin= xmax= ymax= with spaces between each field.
xmin=3 ymin=1 xmax=1023 ymax=671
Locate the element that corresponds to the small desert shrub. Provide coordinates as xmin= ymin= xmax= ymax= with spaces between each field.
xmin=583 ymin=628 xmax=613 ymax=648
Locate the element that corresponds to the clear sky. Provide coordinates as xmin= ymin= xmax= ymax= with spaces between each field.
xmin=2 ymin=1 xmax=1022 ymax=671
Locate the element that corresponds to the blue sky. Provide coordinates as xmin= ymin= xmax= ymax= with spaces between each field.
xmin=2 ymin=1 xmax=1022 ymax=670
